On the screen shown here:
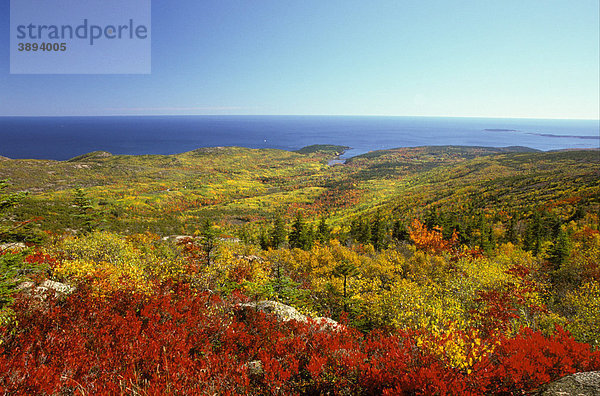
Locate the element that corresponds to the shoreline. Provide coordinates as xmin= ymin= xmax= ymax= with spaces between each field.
xmin=1 ymin=144 xmax=599 ymax=163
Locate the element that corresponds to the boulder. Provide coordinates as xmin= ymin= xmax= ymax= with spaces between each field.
xmin=537 ymin=371 xmax=600 ymax=396
xmin=314 ymin=316 xmax=344 ymax=331
xmin=245 ymin=360 xmax=264 ymax=377
xmin=0 ymin=242 xmax=27 ymax=251
xmin=18 ymin=279 xmax=75 ymax=298
xmin=237 ymin=300 xmax=343 ymax=331
xmin=235 ymin=254 xmax=264 ymax=263
xmin=41 ymin=280 xmax=75 ymax=295
xmin=238 ymin=300 xmax=307 ymax=323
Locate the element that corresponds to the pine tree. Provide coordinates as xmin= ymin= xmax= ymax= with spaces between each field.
xmin=358 ymin=220 xmax=371 ymax=245
xmin=478 ymin=213 xmax=492 ymax=252
xmin=392 ymin=220 xmax=410 ymax=242
xmin=524 ymin=211 xmax=543 ymax=255
xmin=199 ymin=219 xmax=217 ymax=266
xmin=73 ymin=187 xmax=94 ymax=234
xmin=549 ymin=229 xmax=571 ymax=270
xmin=506 ymin=213 xmax=518 ymax=244
xmin=315 ymin=215 xmax=331 ymax=244
xmin=270 ymin=212 xmax=287 ymax=248
xmin=259 ymin=229 xmax=270 ymax=250
xmin=371 ymin=212 xmax=387 ymax=250
xmin=333 ymin=259 xmax=359 ymax=313
xmin=289 ymin=212 xmax=313 ymax=250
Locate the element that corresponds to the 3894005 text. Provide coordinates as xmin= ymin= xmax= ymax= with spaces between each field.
xmin=17 ymin=42 xmax=66 ymax=52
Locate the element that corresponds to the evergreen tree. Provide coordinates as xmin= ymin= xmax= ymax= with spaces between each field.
xmin=477 ymin=213 xmax=492 ymax=252
xmin=289 ymin=212 xmax=313 ymax=250
xmin=270 ymin=212 xmax=287 ymax=248
xmin=549 ymin=229 xmax=571 ymax=270
xmin=424 ymin=208 xmax=440 ymax=229
xmin=315 ymin=215 xmax=331 ymax=244
xmin=259 ymin=229 xmax=270 ymax=250
xmin=506 ymin=213 xmax=518 ymax=244
xmin=199 ymin=219 xmax=217 ymax=265
xmin=570 ymin=205 xmax=586 ymax=221
xmin=524 ymin=211 xmax=543 ymax=255
xmin=332 ymin=259 xmax=359 ymax=313
xmin=371 ymin=212 xmax=387 ymax=250
xmin=392 ymin=220 xmax=410 ymax=242
xmin=358 ymin=220 xmax=371 ymax=245
xmin=73 ymin=187 xmax=94 ymax=234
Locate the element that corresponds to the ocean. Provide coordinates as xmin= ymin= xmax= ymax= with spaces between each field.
xmin=0 ymin=115 xmax=598 ymax=161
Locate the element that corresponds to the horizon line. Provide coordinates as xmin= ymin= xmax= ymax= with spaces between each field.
xmin=1 ymin=114 xmax=599 ymax=121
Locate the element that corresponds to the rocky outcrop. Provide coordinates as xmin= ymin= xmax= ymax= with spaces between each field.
xmin=237 ymin=300 xmax=343 ymax=331
xmin=234 ymin=254 xmax=264 ymax=263
xmin=239 ymin=300 xmax=307 ymax=322
xmin=0 ymin=242 xmax=27 ymax=251
xmin=245 ymin=360 xmax=264 ymax=378
xmin=537 ymin=371 xmax=600 ymax=396
xmin=162 ymin=235 xmax=194 ymax=243
xmin=18 ymin=279 xmax=75 ymax=298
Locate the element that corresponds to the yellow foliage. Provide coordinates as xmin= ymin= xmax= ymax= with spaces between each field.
xmin=565 ymin=281 xmax=600 ymax=347
xmin=50 ymin=231 xmax=186 ymax=294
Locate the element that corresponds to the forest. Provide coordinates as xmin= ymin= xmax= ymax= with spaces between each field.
xmin=0 ymin=144 xmax=599 ymax=394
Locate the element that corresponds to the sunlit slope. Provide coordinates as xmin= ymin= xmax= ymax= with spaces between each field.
xmin=0 ymin=145 xmax=597 ymax=234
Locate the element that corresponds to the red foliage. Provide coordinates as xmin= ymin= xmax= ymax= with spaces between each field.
xmin=471 ymin=264 xmax=548 ymax=336
xmin=1 ymin=283 xmax=598 ymax=395
xmin=23 ymin=251 xmax=57 ymax=266
xmin=474 ymin=327 xmax=600 ymax=393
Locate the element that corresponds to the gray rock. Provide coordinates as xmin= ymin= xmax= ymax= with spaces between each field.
xmin=17 ymin=281 xmax=35 ymax=290
xmin=18 ymin=279 xmax=75 ymax=298
xmin=237 ymin=300 xmax=344 ymax=331
xmin=0 ymin=242 xmax=26 ymax=251
xmin=239 ymin=301 xmax=307 ymax=322
xmin=245 ymin=360 xmax=264 ymax=377
xmin=314 ymin=316 xmax=344 ymax=332
xmin=41 ymin=280 xmax=75 ymax=295
xmin=538 ymin=371 xmax=600 ymax=396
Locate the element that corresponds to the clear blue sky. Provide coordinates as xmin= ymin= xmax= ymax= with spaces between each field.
xmin=1 ymin=0 xmax=598 ymax=119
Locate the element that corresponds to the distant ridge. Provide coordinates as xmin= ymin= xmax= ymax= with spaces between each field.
xmin=499 ymin=146 xmax=541 ymax=152
xmin=67 ymin=151 xmax=112 ymax=162
xmin=295 ymin=144 xmax=350 ymax=155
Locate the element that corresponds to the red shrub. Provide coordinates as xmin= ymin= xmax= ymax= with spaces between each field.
xmin=1 ymin=282 xmax=598 ymax=395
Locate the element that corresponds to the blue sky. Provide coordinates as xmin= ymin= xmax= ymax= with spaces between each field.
xmin=1 ymin=0 xmax=598 ymax=119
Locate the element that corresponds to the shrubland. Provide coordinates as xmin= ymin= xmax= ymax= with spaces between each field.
xmin=0 ymin=145 xmax=598 ymax=394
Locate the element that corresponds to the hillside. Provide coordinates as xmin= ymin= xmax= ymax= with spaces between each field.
xmin=0 ymin=145 xmax=599 ymax=394
xmin=1 ymin=145 xmax=597 ymax=235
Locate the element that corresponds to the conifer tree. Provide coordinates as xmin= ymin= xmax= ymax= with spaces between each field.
xmin=199 ymin=219 xmax=217 ymax=265
xmin=73 ymin=187 xmax=94 ymax=234
xmin=289 ymin=212 xmax=314 ymax=250
xmin=506 ymin=213 xmax=518 ymax=244
xmin=549 ymin=229 xmax=571 ymax=270
xmin=524 ymin=211 xmax=543 ymax=255
xmin=315 ymin=215 xmax=331 ymax=244
xmin=333 ymin=258 xmax=359 ymax=313
xmin=371 ymin=212 xmax=387 ymax=250
xmin=270 ymin=212 xmax=287 ymax=248
xmin=392 ymin=220 xmax=410 ymax=242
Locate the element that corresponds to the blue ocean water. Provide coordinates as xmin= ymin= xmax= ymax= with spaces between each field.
xmin=0 ymin=115 xmax=598 ymax=161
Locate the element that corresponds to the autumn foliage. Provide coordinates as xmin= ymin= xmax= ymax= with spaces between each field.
xmin=409 ymin=219 xmax=458 ymax=255
xmin=1 ymin=280 xmax=598 ymax=395
xmin=0 ymin=145 xmax=598 ymax=394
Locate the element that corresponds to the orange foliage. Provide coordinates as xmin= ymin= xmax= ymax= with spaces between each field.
xmin=409 ymin=219 xmax=458 ymax=255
